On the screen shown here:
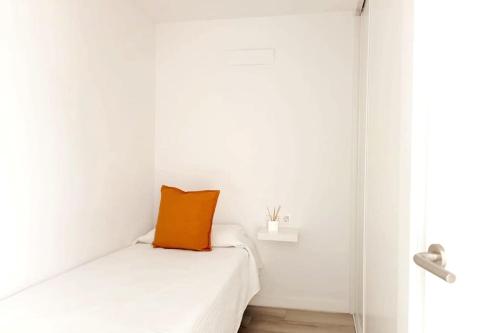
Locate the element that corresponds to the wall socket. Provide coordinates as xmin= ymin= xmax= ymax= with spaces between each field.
xmin=281 ymin=215 xmax=290 ymax=223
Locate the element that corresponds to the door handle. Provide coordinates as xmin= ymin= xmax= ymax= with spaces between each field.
xmin=413 ymin=244 xmax=456 ymax=283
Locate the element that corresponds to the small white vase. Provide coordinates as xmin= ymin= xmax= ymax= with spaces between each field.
xmin=267 ymin=220 xmax=279 ymax=233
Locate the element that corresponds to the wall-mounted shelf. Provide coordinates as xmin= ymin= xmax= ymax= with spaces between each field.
xmin=257 ymin=227 xmax=299 ymax=242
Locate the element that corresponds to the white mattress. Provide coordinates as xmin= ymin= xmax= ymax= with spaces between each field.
xmin=0 ymin=244 xmax=260 ymax=333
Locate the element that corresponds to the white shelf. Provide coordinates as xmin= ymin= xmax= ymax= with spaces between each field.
xmin=257 ymin=227 xmax=299 ymax=242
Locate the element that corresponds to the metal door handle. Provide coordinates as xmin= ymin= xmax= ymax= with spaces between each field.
xmin=413 ymin=244 xmax=456 ymax=283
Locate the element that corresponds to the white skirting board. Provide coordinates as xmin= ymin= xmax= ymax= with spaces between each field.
xmin=249 ymin=295 xmax=349 ymax=313
xmin=353 ymin=313 xmax=363 ymax=333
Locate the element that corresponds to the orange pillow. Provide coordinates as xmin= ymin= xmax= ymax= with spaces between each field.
xmin=153 ymin=185 xmax=220 ymax=251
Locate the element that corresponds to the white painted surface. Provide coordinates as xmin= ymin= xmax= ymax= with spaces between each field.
xmin=360 ymin=0 xmax=413 ymax=332
xmin=227 ymin=48 xmax=275 ymax=66
xmin=257 ymin=227 xmax=299 ymax=242
xmin=412 ymin=1 xmax=500 ymax=333
xmin=352 ymin=2 xmax=369 ymax=331
xmin=134 ymin=0 xmax=359 ymax=22
xmin=155 ymin=13 xmax=359 ymax=312
xmin=0 ymin=0 xmax=155 ymax=299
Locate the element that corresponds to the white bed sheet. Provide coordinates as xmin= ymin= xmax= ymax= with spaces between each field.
xmin=0 ymin=244 xmax=260 ymax=333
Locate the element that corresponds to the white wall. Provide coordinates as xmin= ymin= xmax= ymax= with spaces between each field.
xmin=155 ymin=13 xmax=359 ymax=312
xmin=360 ymin=0 xmax=413 ymax=332
xmin=0 ymin=0 xmax=155 ymax=299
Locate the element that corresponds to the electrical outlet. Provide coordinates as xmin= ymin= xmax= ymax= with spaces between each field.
xmin=281 ymin=215 xmax=290 ymax=223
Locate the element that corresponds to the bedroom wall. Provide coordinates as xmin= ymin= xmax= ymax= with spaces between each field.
xmin=0 ymin=0 xmax=155 ymax=299
xmin=155 ymin=12 xmax=359 ymax=312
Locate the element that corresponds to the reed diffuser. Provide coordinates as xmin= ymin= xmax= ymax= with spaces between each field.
xmin=266 ymin=206 xmax=281 ymax=233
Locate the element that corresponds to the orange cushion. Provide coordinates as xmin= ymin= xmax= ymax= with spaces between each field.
xmin=153 ymin=185 xmax=220 ymax=251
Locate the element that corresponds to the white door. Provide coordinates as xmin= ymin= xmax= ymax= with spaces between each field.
xmin=411 ymin=1 xmax=500 ymax=332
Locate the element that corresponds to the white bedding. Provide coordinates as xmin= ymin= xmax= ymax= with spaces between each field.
xmin=0 ymin=243 xmax=260 ymax=333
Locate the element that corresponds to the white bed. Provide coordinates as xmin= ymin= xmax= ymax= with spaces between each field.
xmin=0 ymin=226 xmax=261 ymax=333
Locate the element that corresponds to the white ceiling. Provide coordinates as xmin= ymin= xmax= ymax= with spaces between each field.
xmin=133 ymin=0 xmax=361 ymax=23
